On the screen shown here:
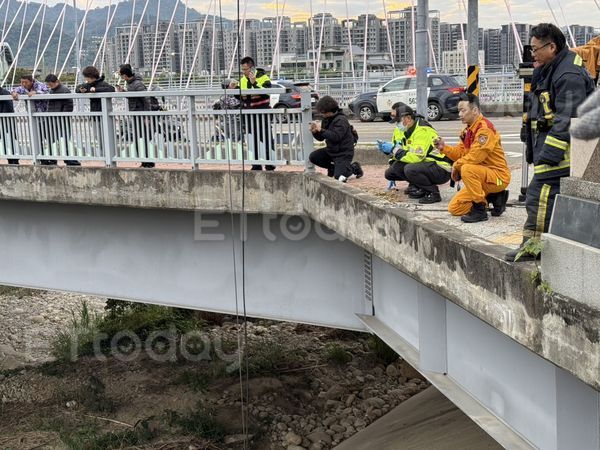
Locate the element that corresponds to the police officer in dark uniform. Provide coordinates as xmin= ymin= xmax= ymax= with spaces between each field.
xmin=506 ymin=23 xmax=595 ymax=262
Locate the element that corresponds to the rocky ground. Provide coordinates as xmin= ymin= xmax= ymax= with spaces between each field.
xmin=0 ymin=288 xmax=429 ymax=449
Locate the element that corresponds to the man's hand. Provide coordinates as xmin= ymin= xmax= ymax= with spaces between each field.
xmin=451 ymin=165 xmax=460 ymax=182
xmin=434 ymin=137 xmax=445 ymax=150
xmin=116 ymin=85 xmax=124 ymax=92
xmin=79 ymin=87 xmax=88 ymax=93
xmin=247 ymin=72 xmax=256 ymax=84
xmin=27 ymin=91 xmax=36 ymax=97
xmin=90 ymin=87 xmax=96 ymax=93
xmin=310 ymin=121 xmax=321 ymax=133
xmin=11 ymin=92 xmax=18 ymax=100
xmin=228 ymin=81 xmax=238 ymax=89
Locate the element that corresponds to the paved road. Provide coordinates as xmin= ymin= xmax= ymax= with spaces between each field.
xmin=351 ymin=116 xmax=524 ymax=163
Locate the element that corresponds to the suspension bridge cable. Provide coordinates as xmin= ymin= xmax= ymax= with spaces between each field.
xmin=5 ymin=2 xmax=46 ymax=86
xmin=33 ymin=2 xmax=67 ymax=75
xmin=411 ymin=0 xmax=416 ymax=66
xmin=125 ymin=0 xmax=150 ymax=64
xmin=210 ymin=0 xmax=217 ymax=86
xmin=0 ymin=0 xmax=25 ymax=45
xmin=186 ymin=0 xmax=214 ymax=88
xmin=33 ymin=0 xmax=48 ymax=75
xmin=128 ymin=0 xmax=137 ymax=54
xmin=53 ymin=0 xmax=68 ymax=74
xmin=179 ymin=0 xmax=189 ymax=87
xmin=343 ymin=0 xmax=356 ymax=86
xmin=502 ymin=0 xmax=523 ymax=63
xmin=270 ymin=0 xmax=288 ymax=79
xmin=427 ymin=29 xmax=439 ymax=73
xmin=555 ymin=0 xmax=577 ymax=47
xmin=381 ymin=0 xmax=395 ymax=74
xmin=149 ymin=0 xmax=179 ymax=88
xmin=543 ymin=0 xmax=561 ymax=30
xmin=11 ymin=0 xmax=29 ymax=86
xmin=309 ymin=0 xmax=317 ymax=78
xmin=58 ymin=0 xmax=94 ymax=78
xmin=75 ymin=0 xmax=92 ymax=81
xmin=151 ymin=0 xmax=162 ymax=80
xmin=314 ymin=1 xmax=327 ymax=89
xmin=362 ymin=4 xmax=369 ymax=83
xmin=92 ymin=0 xmax=118 ymax=72
xmin=458 ymin=2 xmax=468 ymax=72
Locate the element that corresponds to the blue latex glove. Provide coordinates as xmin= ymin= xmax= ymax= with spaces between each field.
xmin=377 ymin=140 xmax=394 ymax=155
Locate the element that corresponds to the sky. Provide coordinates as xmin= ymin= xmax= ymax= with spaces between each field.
xmin=55 ymin=0 xmax=600 ymax=29
xmin=192 ymin=0 xmax=600 ymax=28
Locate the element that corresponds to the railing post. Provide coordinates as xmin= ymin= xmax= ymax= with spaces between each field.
xmin=301 ymin=91 xmax=315 ymax=173
xmin=26 ymin=100 xmax=39 ymax=165
xmin=101 ymin=97 xmax=116 ymax=166
xmin=187 ymin=95 xmax=199 ymax=169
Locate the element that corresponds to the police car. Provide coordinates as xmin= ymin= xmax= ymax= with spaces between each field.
xmin=348 ymin=74 xmax=465 ymax=122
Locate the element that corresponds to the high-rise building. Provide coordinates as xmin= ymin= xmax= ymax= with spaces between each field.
xmin=500 ymin=23 xmax=530 ymax=67
xmin=386 ymin=8 xmax=440 ymax=70
xmin=565 ymin=25 xmax=598 ymax=46
xmin=309 ymin=13 xmax=342 ymax=50
xmin=484 ymin=28 xmax=502 ymax=68
xmin=442 ymin=40 xmax=485 ymax=75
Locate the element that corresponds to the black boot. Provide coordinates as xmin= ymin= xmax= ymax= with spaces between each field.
xmin=7 ymin=159 xmax=19 ymax=165
xmin=250 ymin=165 xmax=263 ymax=171
xmin=404 ymin=183 xmax=418 ymax=195
xmin=461 ymin=202 xmax=488 ymax=223
xmin=141 ymin=162 xmax=155 ymax=168
xmin=419 ymin=191 xmax=442 ymax=204
xmin=265 ymin=165 xmax=276 ymax=171
xmin=351 ymin=162 xmax=364 ymax=179
xmin=504 ymin=238 xmax=540 ymax=262
xmin=408 ymin=188 xmax=427 ymax=199
xmin=487 ymin=190 xmax=509 ymax=217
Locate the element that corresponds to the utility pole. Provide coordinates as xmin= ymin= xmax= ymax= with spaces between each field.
xmin=416 ymin=0 xmax=429 ymax=117
xmin=467 ymin=0 xmax=479 ymax=95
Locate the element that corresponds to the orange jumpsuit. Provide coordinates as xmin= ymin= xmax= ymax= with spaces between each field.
xmin=442 ymin=115 xmax=511 ymax=216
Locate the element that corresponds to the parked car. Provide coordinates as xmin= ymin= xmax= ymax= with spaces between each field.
xmin=348 ymin=74 xmax=465 ymax=122
xmin=270 ymin=80 xmax=320 ymax=110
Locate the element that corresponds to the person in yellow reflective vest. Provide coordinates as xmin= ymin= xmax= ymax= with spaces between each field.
xmin=232 ymin=56 xmax=275 ymax=171
xmin=435 ymin=93 xmax=511 ymax=223
xmin=382 ymin=103 xmax=452 ymax=204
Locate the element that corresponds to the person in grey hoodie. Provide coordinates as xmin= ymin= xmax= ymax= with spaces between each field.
xmin=118 ymin=64 xmax=154 ymax=167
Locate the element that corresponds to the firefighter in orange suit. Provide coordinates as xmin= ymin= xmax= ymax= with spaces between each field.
xmin=434 ymin=93 xmax=511 ymax=223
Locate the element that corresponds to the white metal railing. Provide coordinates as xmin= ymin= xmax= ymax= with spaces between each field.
xmin=0 ymin=89 xmax=314 ymax=168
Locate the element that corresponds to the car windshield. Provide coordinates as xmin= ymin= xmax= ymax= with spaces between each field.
xmin=449 ymin=75 xmax=466 ymax=88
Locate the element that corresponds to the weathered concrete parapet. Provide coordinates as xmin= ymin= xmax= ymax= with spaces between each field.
xmin=0 ymin=166 xmax=304 ymax=215
xmin=302 ymin=174 xmax=600 ymax=391
xmin=0 ymin=165 xmax=598 ymax=390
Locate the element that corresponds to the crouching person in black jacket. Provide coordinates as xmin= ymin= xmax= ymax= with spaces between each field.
xmin=309 ymin=96 xmax=363 ymax=182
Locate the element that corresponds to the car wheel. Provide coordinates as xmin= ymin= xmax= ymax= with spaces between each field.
xmin=427 ymin=102 xmax=443 ymax=121
xmin=358 ymin=104 xmax=375 ymax=122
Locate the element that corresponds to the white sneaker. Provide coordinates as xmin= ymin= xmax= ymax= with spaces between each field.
xmin=338 ymin=175 xmax=347 ymax=183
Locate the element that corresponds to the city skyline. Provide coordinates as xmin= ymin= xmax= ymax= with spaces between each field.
xmin=41 ymin=0 xmax=600 ymax=30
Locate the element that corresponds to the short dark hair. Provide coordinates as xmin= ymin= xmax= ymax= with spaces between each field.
xmin=44 ymin=74 xmax=59 ymax=83
xmin=20 ymin=74 xmax=33 ymax=82
xmin=240 ymin=56 xmax=255 ymax=67
xmin=395 ymin=103 xmax=415 ymax=119
xmin=82 ymin=66 xmax=100 ymax=80
xmin=315 ymin=95 xmax=339 ymax=113
xmin=531 ymin=23 xmax=566 ymax=54
xmin=119 ymin=63 xmax=134 ymax=77
xmin=458 ymin=92 xmax=480 ymax=109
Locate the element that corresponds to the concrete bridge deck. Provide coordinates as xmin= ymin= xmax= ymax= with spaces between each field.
xmin=0 ymin=165 xmax=598 ymax=449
